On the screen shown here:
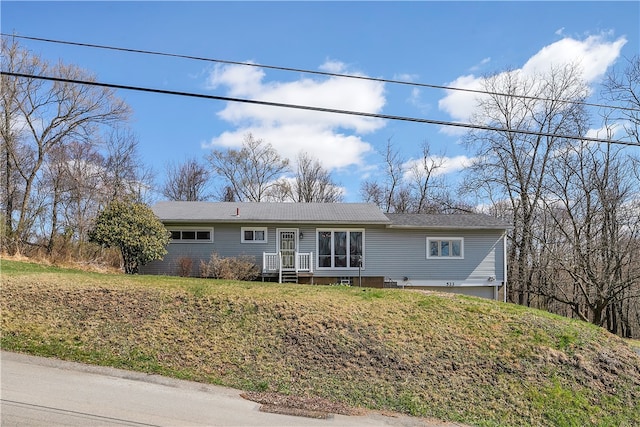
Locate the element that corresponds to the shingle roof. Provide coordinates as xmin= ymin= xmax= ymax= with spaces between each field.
xmin=152 ymin=201 xmax=391 ymax=224
xmin=385 ymin=213 xmax=511 ymax=230
xmin=152 ymin=202 xmax=512 ymax=229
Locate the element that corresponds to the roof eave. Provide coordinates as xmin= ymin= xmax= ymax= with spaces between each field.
xmin=160 ymin=219 xmax=391 ymax=225
xmin=386 ymin=224 xmax=512 ymax=230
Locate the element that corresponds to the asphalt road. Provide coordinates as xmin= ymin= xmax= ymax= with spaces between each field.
xmin=0 ymin=351 xmax=462 ymax=427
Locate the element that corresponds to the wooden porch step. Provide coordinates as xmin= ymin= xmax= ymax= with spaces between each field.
xmin=281 ymin=271 xmax=298 ymax=284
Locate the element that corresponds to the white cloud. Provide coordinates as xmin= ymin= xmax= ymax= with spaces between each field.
xmin=208 ymin=124 xmax=373 ymax=171
xmin=206 ymin=63 xmax=265 ymax=96
xmin=394 ymin=72 xmax=419 ymax=83
xmin=407 ymin=87 xmax=432 ymax=115
xmin=469 ymin=57 xmax=491 ymax=72
xmin=205 ymin=61 xmax=386 ymax=170
xmin=437 ymin=74 xmax=484 ymax=135
xmin=318 ymin=59 xmax=348 ymax=74
xmin=521 ymin=34 xmax=626 ymax=83
xmin=438 ymin=33 xmax=627 ymax=134
xmin=585 ymin=122 xmax=624 ymax=140
xmin=8 ymin=112 xmax=30 ymax=135
xmin=439 ymin=155 xmax=475 ymax=175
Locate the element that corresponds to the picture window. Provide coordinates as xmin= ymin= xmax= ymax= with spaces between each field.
xmin=317 ymin=229 xmax=364 ymax=269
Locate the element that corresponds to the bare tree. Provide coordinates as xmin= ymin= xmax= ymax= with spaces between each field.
xmin=464 ymin=64 xmax=590 ymax=306
xmin=58 ymin=141 xmax=105 ymax=243
xmin=360 ymin=180 xmax=385 ymax=208
xmin=37 ymin=140 xmax=104 ymax=255
xmin=541 ymin=138 xmax=640 ymax=335
xmin=360 ymin=139 xmax=406 ymax=212
xmin=207 ymin=133 xmax=289 ymax=202
xmin=382 ymin=140 xmax=405 ymax=212
xmin=41 ymin=143 xmax=72 ymax=254
xmin=460 ymin=61 xmax=640 ymax=337
xmin=596 ymin=55 xmax=640 ymax=337
xmin=101 ymin=128 xmax=153 ymax=204
xmin=0 ymin=38 xmax=130 ymax=254
xmin=361 ymin=139 xmax=462 ymax=213
xmin=1 ymin=37 xmax=40 ymax=252
xmin=31 ymin=128 xmax=151 ymax=257
xmin=0 ymin=37 xmax=31 ymax=248
xmin=288 ymin=152 xmax=343 ymax=203
xmin=162 ymin=158 xmax=212 ymax=201
xmin=543 ymin=107 xmax=640 ymax=338
xmin=602 ymin=55 xmax=640 ymax=145
xmin=220 ymin=185 xmax=236 ymax=202
xmin=405 ymin=142 xmax=449 ymax=213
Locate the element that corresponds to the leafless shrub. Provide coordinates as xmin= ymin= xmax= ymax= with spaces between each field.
xmin=177 ymin=257 xmax=193 ymax=277
xmin=199 ymin=255 xmax=215 ymax=278
xmin=199 ymin=252 xmax=259 ymax=281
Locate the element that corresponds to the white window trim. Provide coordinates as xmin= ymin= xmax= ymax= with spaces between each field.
xmin=316 ymin=228 xmax=365 ymax=270
xmin=168 ymin=227 xmax=214 ymax=243
xmin=241 ymin=227 xmax=268 ymax=243
xmin=426 ymin=237 xmax=464 ymax=259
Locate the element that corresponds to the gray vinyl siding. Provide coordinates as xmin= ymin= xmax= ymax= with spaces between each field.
xmin=363 ymin=228 xmax=505 ymax=285
xmin=142 ymin=222 xmax=365 ymax=276
xmin=143 ymin=223 xmax=279 ymax=276
xmin=142 ymin=222 xmax=506 ymax=286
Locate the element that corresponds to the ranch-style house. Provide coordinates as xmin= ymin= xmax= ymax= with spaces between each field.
xmin=142 ymin=201 xmax=511 ymax=300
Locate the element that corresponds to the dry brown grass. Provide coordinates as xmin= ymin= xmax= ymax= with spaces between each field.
xmin=1 ymin=252 xmax=121 ymax=274
xmin=2 ymin=259 xmax=639 ymax=427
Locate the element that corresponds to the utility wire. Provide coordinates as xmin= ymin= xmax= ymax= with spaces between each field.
xmin=3 ymin=33 xmax=639 ymax=114
xmin=3 ymin=70 xmax=638 ymax=148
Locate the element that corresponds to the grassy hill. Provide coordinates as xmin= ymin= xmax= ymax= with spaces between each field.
xmin=1 ymin=259 xmax=639 ymax=426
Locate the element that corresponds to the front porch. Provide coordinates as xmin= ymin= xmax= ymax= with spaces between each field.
xmin=262 ymin=252 xmax=313 ymax=283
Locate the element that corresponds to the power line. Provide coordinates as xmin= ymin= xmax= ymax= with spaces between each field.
xmin=3 ymin=33 xmax=639 ymax=114
xmin=3 ymin=70 xmax=639 ymax=148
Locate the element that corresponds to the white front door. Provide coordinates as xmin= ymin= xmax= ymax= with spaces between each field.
xmin=278 ymin=229 xmax=297 ymax=270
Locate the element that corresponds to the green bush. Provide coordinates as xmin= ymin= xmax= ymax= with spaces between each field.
xmin=88 ymin=201 xmax=169 ymax=274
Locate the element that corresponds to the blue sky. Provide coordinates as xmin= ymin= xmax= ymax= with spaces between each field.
xmin=3 ymin=1 xmax=639 ymax=202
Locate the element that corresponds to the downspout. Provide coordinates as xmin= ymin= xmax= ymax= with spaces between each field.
xmin=503 ymin=231 xmax=508 ymax=303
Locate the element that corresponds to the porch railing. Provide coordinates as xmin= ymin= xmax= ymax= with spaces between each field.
xmin=297 ymin=252 xmax=313 ymax=272
xmin=263 ymin=252 xmax=313 ymax=282
xmin=263 ymin=252 xmax=281 ymax=272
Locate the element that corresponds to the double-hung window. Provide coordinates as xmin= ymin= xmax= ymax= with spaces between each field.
xmin=427 ymin=237 xmax=463 ymax=258
xmin=317 ymin=230 xmax=364 ymax=269
xmin=241 ymin=227 xmax=267 ymax=243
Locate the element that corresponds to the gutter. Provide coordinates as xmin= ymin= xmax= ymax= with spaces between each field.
xmin=385 ymin=224 xmax=511 ymax=230
xmin=503 ymin=230 xmax=508 ymax=303
xmin=159 ymin=219 xmax=391 ymax=225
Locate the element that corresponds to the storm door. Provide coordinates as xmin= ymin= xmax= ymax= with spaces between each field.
xmin=278 ymin=230 xmax=297 ymax=270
